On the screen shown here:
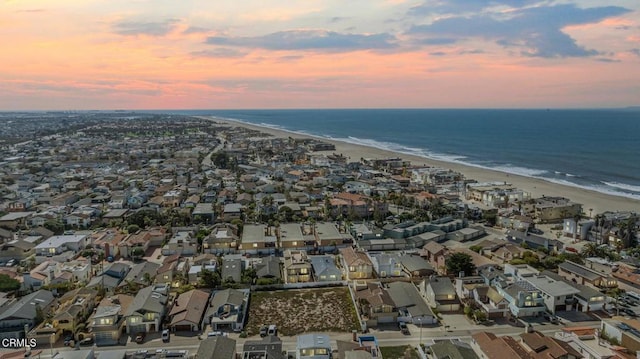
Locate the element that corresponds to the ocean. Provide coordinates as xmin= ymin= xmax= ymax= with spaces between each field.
xmin=169 ymin=109 xmax=640 ymax=200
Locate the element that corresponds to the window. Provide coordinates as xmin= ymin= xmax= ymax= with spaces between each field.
xmin=300 ymin=268 xmax=308 ymax=274
xmin=253 ymin=243 xmax=258 ymax=248
xmin=292 ymin=241 xmax=297 ymax=246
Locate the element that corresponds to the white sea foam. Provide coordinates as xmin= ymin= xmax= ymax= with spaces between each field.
xmin=490 ymin=165 xmax=548 ymax=177
xmin=603 ymin=182 xmax=640 ymax=193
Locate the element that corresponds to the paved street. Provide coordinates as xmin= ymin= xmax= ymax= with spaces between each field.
xmin=36 ymin=318 xmax=602 ymax=359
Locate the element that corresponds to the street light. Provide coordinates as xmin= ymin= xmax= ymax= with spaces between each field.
xmin=417 ymin=317 xmax=423 ymax=346
xmin=50 ymin=332 xmax=54 ymax=358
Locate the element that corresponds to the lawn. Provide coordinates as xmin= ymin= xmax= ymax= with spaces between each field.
xmin=380 ymin=346 xmax=421 ymax=359
xmin=246 ymin=287 xmax=360 ymax=336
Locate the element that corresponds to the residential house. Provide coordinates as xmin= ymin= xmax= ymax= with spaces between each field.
xmin=314 ymin=222 xmax=354 ymax=253
xmin=400 ymin=254 xmax=435 ymax=278
xmin=52 ymin=288 xmax=97 ymax=336
xmin=532 ymin=196 xmax=582 ymax=223
xmin=118 ymin=261 xmax=160 ymax=291
xmin=386 ymin=282 xmax=437 ymax=325
xmin=279 ymin=223 xmax=306 ymax=251
xmin=156 ymin=256 xmax=185 ymax=288
xmin=124 ymin=285 xmax=168 ymax=334
xmin=542 ymin=271 xmax=606 ymax=313
xmin=162 ymin=231 xmax=198 ymax=256
xmin=506 ymin=230 xmax=563 ymax=253
xmin=223 ymin=203 xmax=242 ymax=222
xmin=525 ymin=275 xmax=581 ymax=314
xmin=557 ymin=261 xmax=618 ymax=291
xmin=85 ymin=261 xmax=131 ymax=294
xmin=519 ymin=331 xmax=583 ymax=358
xmin=430 ymin=340 xmax=479 ymax=359
xmin=0 ymin=239 xmax=35 ymax=262
xmin=89 ymin=294 xmax=133 ymax=346
xmin=254 ymin=256 xmax=282 ymax=283
xmin=284 ymin=250 xmax=312 ymax=284
xmin=221 ymin=258 xmax=243 ymax=283
xmin=204 ymin=224 xmax=238 ymax=254
xmin=600 ymin=318 xmax=640 ymax=354
xmin=33 ymin=234 xmax=90 ymax=261
xmin=310 ymin=255 xmax=342 ymax=282
xmin=471 ymin=332 xmax=530 ymax=359
xmin=205 ymin=289 xmax=249 ymax=332
xmin=497 ymin=281 xmax=546 ymax=318
xmin=197 ymin=336 xmax=237 ymax=359
xmin=554 ymin=327 xmax=628 ymax=359
xmin=355 ymin=283 xmax=398 ymax=327
xmin=242 ymin=335 xmax=285 ymax=359
xmin=168 ymin=289 xmax=210 ymax=332
xmin=0 ymin=290 xmax=55 ymax=340
xmin=296 ymin=333 xmax=332 ymax=359
xmin=472 ymin=285 xmax=509 ymax=319
xmin=422 ymin=241 xmax=448 ymax=274
xmin=240 ymin=224 xmax=277 ymax=255
xmin=422 ymin=277 xmax=460 ymax=312
xmin=368 ymin=253 xmax=404 ymax=278
xmin=340 ymin=247 xmax=373 ymax=280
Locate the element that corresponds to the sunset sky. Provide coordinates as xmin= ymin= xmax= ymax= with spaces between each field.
xmin=1 ymin=0 xmax=639 ymax=110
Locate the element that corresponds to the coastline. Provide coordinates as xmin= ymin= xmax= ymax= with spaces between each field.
xmin=202 ymin=116 xmax=640 ymax=215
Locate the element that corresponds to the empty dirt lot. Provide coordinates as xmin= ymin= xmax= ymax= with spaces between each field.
xmin=246 ymin=287 xmax=360 ymax=336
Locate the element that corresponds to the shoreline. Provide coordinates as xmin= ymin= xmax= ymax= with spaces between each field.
xmin=202 ymin=116 xmax=640 ymax=215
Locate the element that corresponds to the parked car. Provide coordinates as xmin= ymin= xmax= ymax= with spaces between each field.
xmin=267 ymin=325 xmax=277 ymax=336
xmin=398 ymin=322 xmax=410 ymax=335
xmin=543 ymin=313 xmax=560 ymax=324
xmin=259 ymin=326 xmax=268 ymax=337
xmin=207 ymin=331 xmax=228 ymax=337
xmin=135 ymin=332 xmax=145 ymax=343
xmin=64 ymin=336 xmax=73 ymax=346
xmin=162 ymin=329 xmax=170 ymax=343
xmin=79 ymin=337 xmax=94 ymax=346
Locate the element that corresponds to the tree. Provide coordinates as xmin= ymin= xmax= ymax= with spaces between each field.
xmin=241 ymin=267 xmax=257 ymax=284
xmin=127 ymin=224 xmax=140 ymax=234
xmin=446 ymin=253 xmax=476 ymax=276
xmin=44 ymin=220 xmax=64 ymax=235
xmin=200 ymin=269 xmax=221 ymax=288
xmin=212 ymin=151 xmax=229 ymax=169
xmin=0 ymin=274 xmax=20 ymax=292
xmin=131 ymin=247 xmax=145 ymax=260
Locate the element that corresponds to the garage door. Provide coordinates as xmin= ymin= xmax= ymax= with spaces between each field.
xmin=129 ymin=324 xmax=145 ymax=335
xmin=174 ymin=325 xmax=192 ymax=332
xmin=377 ymin=315 xmax=396 ymax=324
xmin=95 ymin=331 xmax=117 ymax=346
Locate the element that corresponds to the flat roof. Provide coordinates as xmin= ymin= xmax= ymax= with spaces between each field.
xmin=34 ymin=234 xmax=87 ymax=249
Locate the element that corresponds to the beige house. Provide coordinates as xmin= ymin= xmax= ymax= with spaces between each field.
xmin=283 ymin=249 xmax=312 ymax=283
xmin=340 ymin=247 xmax=373 ymax=280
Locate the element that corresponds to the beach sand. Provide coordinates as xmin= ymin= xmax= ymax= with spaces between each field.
xmin=205 ymin=116 xmax=640 ymax=215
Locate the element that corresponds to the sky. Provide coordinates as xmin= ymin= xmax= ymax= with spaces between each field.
xmin=1 ymin=0 xmax=639 ymax=110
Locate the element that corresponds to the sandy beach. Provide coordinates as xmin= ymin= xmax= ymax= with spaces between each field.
xmin=205 ymin=116 xmax=640 ymax=216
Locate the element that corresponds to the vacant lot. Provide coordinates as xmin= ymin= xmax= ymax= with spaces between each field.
xmin=380 ymin=346 xmax=420 ymax=359
xmin=246 ymin=287 xmax=360 ymax=336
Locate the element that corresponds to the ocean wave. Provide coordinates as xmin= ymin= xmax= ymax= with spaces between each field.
xmin=603 ymin=181 xmax=640 ymax=193
xmin=490 ymin=165 xmax=548 ymax=177
xmin=328 ymin=135 xmax=468 ymax=163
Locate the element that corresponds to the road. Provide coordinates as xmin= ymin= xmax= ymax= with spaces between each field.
xmin=36 ymin=320 xmax=601 ymax=359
